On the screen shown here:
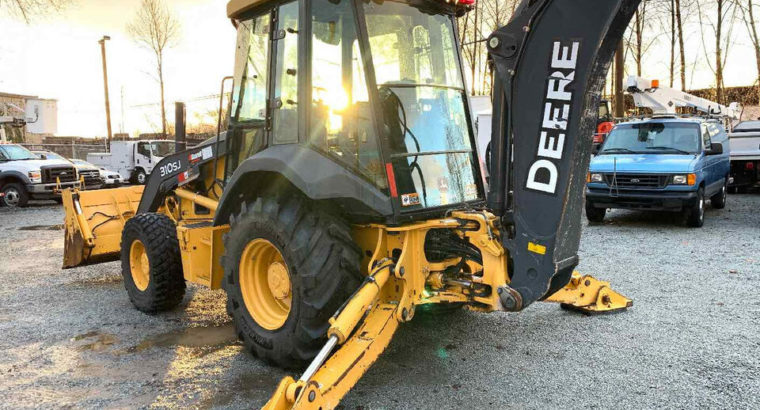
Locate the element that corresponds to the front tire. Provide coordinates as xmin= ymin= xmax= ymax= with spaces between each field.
xmin=686 ymin=187 xmax=705 ymax=228
xmin=585 ymin=201 xmax=606 ymax=223
xmin=223 ymin=192 xmax=362 ymax=369
xmin=120 ymin=213 xmax=185 ymax=313
xmin=131 ymin=169 xmax=147 ymax=185
xmin=711 ymin=179 xmax=727 ymax=209
xmin=1 ymin=183 xmax=29 ymax=208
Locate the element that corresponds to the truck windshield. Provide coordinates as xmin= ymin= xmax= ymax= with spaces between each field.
xmin=601 ymin=123 xmax=701 ymax=155
xmin=362 ymin=1 xmax=479 ymax=209
xmin=0 ymin=145 xmax=37 ymax=161
xmin=149 ymin=142 xmax=175 ymax=157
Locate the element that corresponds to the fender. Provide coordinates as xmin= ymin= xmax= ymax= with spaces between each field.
xmin=0 ymin=170 xmax=32 ymax=186
xmin=213 ymin=145 xmax=392 ymax=225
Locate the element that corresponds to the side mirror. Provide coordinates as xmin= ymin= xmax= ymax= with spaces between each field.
xmin=706 ymin=142 xmax=723 ymax=156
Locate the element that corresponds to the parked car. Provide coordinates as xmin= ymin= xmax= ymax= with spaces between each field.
xmin=34 ymin=151 xmax=103 ymax=190
xmin=727 ymin=120 xmax=760 ymax=192
xmin=0 ymin=144 xmax=80 ymax=207
xmin=586 ymin=117 xmax=730 ymax=227
xmin=94 ymin=165 xmax=123 ymax=187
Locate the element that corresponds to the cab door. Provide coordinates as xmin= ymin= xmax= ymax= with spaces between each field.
xmin=225 ymin=10 xmax=274 ymax=179
xmin=700 ymin=124 xmax=720 ymax=196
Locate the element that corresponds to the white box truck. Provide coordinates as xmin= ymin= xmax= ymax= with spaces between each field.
xmin=87 ymin=140 xmax=175 ymax=184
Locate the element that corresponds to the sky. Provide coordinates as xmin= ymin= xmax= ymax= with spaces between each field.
xmin=1 ymin=0 xmax=758 ymax=138
xmin=0 ymin=0 xmax=235 ymax=137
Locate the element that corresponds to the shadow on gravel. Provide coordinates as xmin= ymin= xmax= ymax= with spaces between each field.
xmin=18 ymin=224 xmax=64 ymax=231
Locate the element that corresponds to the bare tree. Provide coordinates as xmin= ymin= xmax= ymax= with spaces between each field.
xmin=127 ymin=0 xmax=180 ymax=139
xmin=697 ymin=0 xmax=738 ymax=104
xmin=0 ymin=0 xmax=73 ymax=22
xmin=739 ymin=0 xmax=760 ymax=103
xmin=626 ymin=1 xmax=662 ymax=77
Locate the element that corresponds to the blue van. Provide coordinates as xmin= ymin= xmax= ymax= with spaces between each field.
xmin=586 ymin=117 xmax=730 ymax=227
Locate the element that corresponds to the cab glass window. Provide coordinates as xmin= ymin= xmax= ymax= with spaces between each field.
xmin=137 ymin=143 xmax=151 ymax=157
xmin=309 ymin=0 xmax=386 ymax=190
xmin=363 ymin=1 xmax=479 ymax=209
xmin=272 ymin=2 xmax=299 ymax=144
xmin=231 ymin=14 xmax=271 ymax=122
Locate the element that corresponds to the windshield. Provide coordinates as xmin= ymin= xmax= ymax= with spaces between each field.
xmin=363 ymin=1 xmax=479 ymax=209
xmin=601 ymin=123 xmax=701 ymax=155
xmin=0 ymin=145 xmax=37 ymax=161
xmin=41 ymin=151 xmax=66 ymax=161
xmin=149 ymin=141 xmax=175 ymax=157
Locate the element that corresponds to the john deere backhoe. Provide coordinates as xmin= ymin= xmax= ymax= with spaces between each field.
xmin=62 ymin=0 xmax=640 ymax=408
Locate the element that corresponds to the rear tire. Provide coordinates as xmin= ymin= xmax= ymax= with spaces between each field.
xmin=585 ymin=201 xmax=606 ymax=223
xmin=1 ymin=183 xmax=29 ymax=208
xmin=711 ymin=179 xmax=727 ymax=209
xmin=222 ymin=192 xmax=362 ymax=369
xmin=120 ymin=213 xmax=185 ymax=313
xmin=686 ymin=187 xmax=705 ymax=228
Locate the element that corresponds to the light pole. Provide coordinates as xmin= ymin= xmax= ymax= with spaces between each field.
xmin=99 ymin=35 xmax=113 ymax=143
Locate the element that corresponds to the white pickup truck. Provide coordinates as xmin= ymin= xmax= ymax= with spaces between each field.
xmin=728 ymin=120 xmax=760 ymax=192
xmin=0 ymin=144 xmax=80 ymax=207
xmin=87 ymin=140 xmax=175 ymax=184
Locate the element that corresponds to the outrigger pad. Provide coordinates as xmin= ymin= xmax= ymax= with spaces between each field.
xmin=543 ymin=272 xmax=632 ymax=314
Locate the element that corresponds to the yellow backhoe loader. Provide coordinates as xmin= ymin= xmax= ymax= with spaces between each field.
xmin=62 ymin=0 xmax=640 ymax=408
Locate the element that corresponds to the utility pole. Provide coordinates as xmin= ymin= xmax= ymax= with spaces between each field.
xmin=99 ymin=35 xmax=113 ymax=143
xmin=614 ymin=39 xmax=625 ymax=118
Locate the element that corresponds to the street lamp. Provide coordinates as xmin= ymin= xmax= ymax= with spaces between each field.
xmin=99 ymin=35 xmax=113 ymax=143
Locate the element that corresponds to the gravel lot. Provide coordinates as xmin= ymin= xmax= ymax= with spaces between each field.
xmin=1 ymin=195 xmax=758 ymax=409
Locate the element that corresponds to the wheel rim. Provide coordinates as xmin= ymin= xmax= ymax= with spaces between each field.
xmin=3 ymin=188 xmax=19 ymax=207
xmin=137 ymin=173 xmax=146 ymax=184
xmin=239 ymin=239 xmax=292 ymax=330
xmin=129 ymin=240 xmax=150 ymax=291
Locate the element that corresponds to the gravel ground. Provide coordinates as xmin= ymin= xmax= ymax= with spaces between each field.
xmin=0 ymin=195 xmax=758 ymax=409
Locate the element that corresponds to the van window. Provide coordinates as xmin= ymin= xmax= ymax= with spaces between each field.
xmin=702 ymin=125 xmax=712 ymax=148
xmin=707 ymin=123 xmax=726 ymax=142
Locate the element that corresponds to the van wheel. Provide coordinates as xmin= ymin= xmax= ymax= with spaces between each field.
xmin=120 ymin=213 xmax=185 ymax=313
xmin=686 ymin=187 xmax=705 ymax=228
xmin=1 ymin=183 xmax=29 ymax=208
xmin=222 ymin=192 xmax=362 ymax=369
xmin=585 ymin=201 xmax=606 ymax=223
xmin=711 ymin=179 xmax=727 ymax=209
xmin=131 ymin=169 xmax=147 ymax=185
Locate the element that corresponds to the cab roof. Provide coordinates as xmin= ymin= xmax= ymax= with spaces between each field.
xmin=226 ymin=0 xmax=474 ymax=18
xmin=227 ymin=0 xmax=267 ymax=18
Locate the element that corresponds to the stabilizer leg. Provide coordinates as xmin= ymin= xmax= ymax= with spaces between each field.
xmin=543 ymin=272 xmax=632 ymax=314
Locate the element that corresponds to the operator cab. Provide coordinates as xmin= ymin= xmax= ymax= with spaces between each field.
xmin=224 ymin=0 xmax=482 ymax=223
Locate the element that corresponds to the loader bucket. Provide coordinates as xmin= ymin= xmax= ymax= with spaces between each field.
xmin=62 ymin=186 xmax=145 ymax=268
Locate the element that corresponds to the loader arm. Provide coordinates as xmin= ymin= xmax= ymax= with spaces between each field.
xmin=486 ymin=0 xmax=640 ymax=311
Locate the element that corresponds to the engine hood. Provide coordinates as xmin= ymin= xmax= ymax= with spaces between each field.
xmin=1 ymin=159 xmax=74 ymax=173
xmin=590 ymin=154 xmax=699 ymax=173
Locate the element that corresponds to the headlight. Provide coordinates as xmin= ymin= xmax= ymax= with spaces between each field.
xmin=28 ymin=171 xmax=41 ymax=183
xmin=672 ymin=174 xmax=696 ymax=186
xmin=588 ymin=173 xmax=604 ymax=183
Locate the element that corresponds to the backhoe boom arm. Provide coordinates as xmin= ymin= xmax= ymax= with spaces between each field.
xmin=487 ymin=0 xmax=641 ymax=311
